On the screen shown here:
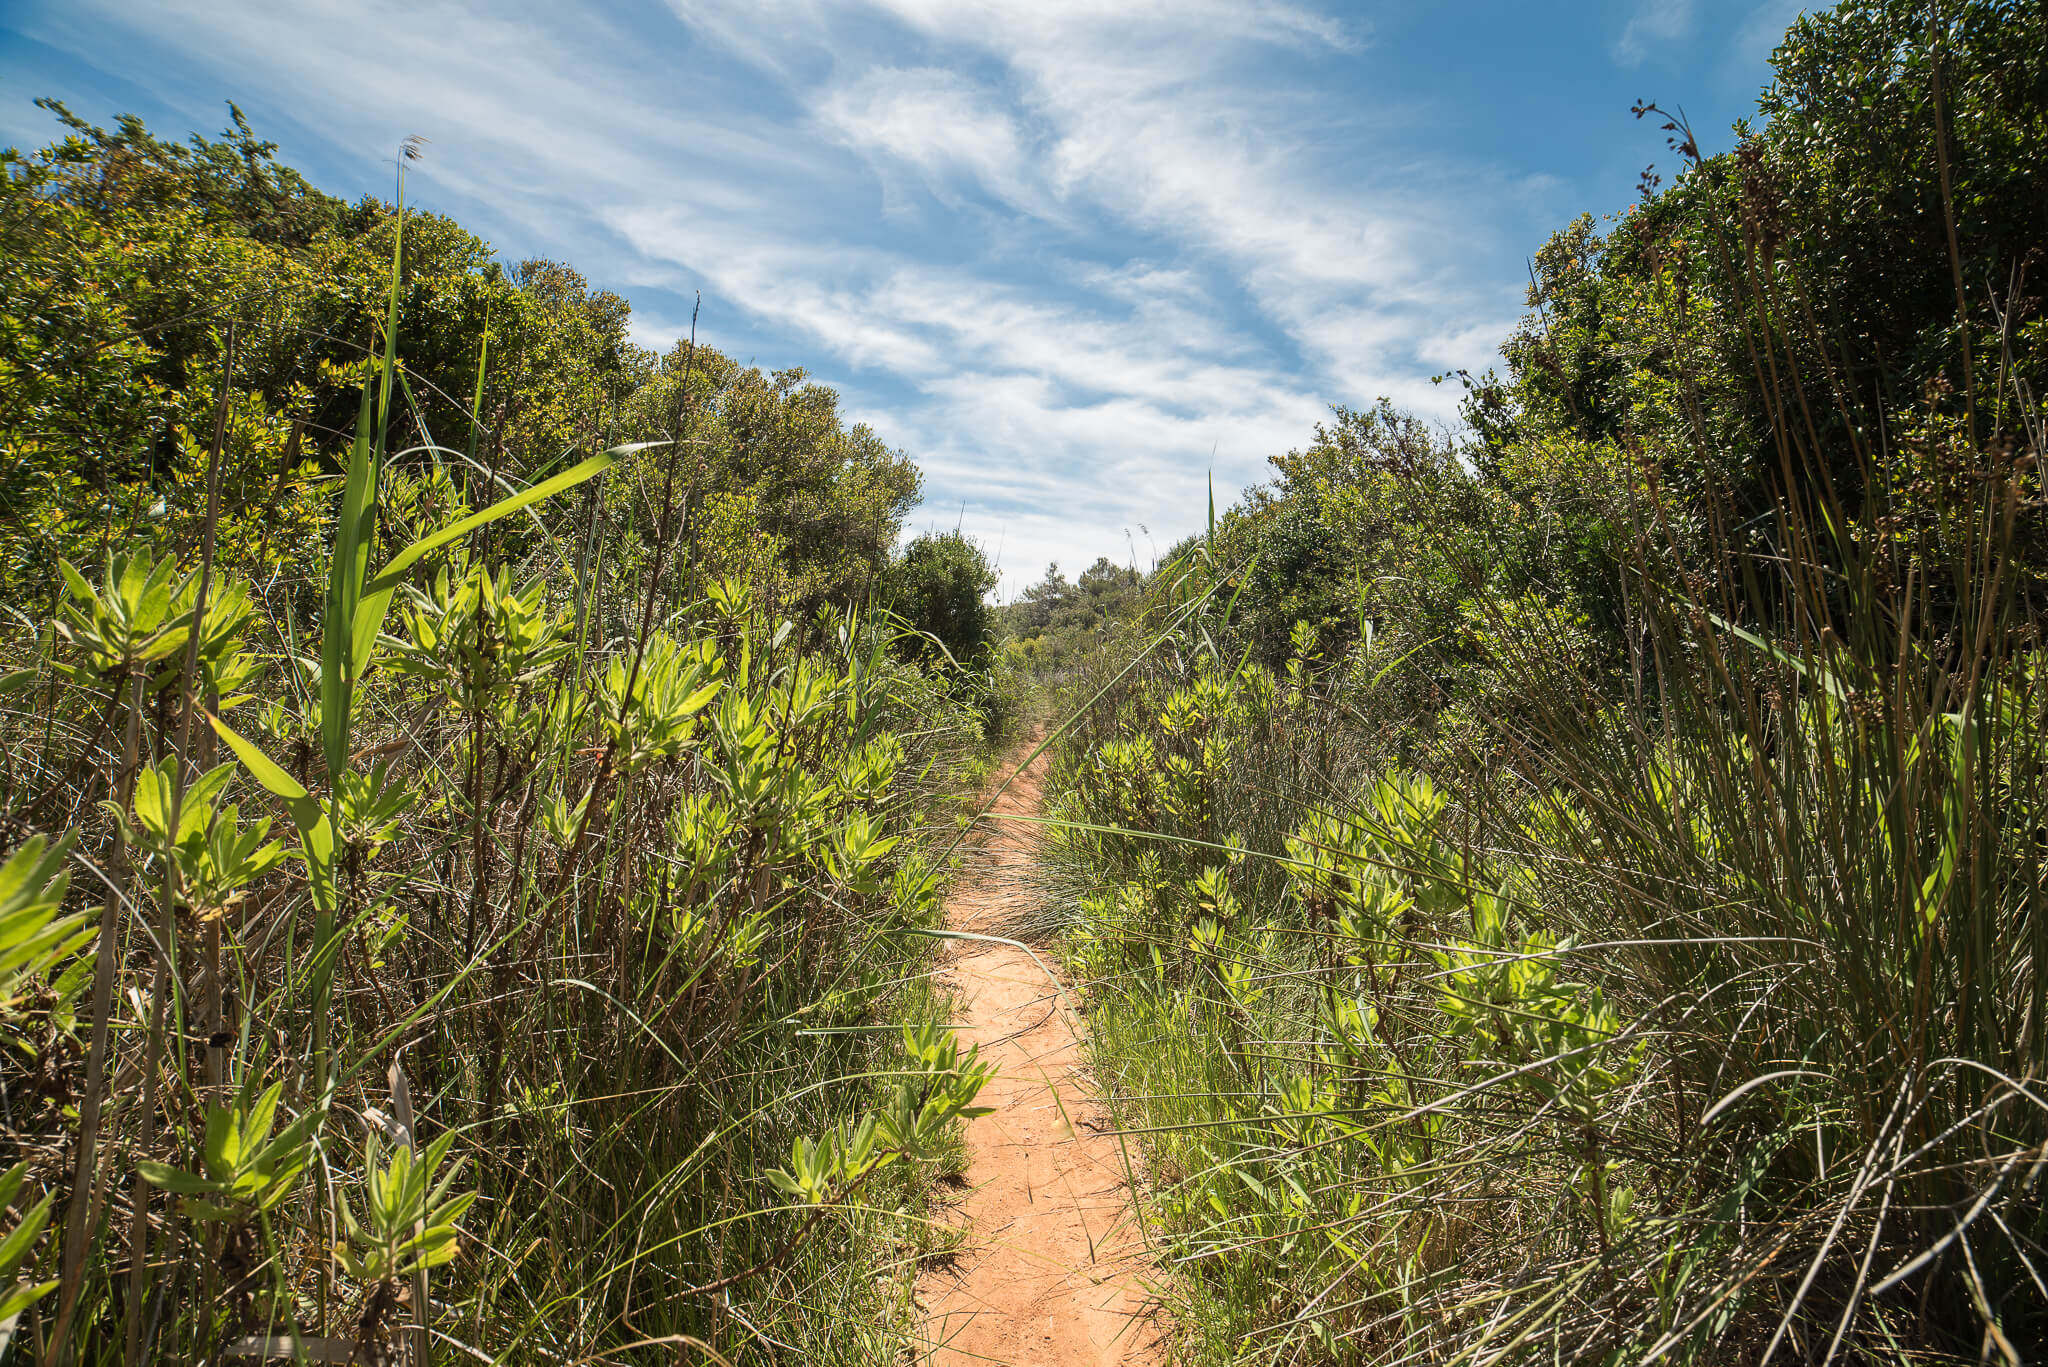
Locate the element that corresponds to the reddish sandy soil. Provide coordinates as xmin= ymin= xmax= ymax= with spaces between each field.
xmin=913 ymin=742 xmax=1167 ymax=1367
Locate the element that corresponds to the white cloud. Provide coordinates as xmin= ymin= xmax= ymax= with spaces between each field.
xmin=815 ymin=67 xmax=1054 ymax=219
xmin=1614 ymin=0 xmax=1697 ymax=66
xmin=830 ymin=2 xmax=1487 ymax=406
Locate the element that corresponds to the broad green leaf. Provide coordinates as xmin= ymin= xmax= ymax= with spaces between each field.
xmin=0 ymin=839 xmax=66 ymax=909
xmin=204 ymin=1105 xmax=240 ymax=1175
xmin=243 ymin=1081 xmax=284 ymax=1151
xmin=57 ymin=559 xmax=91 ymax=604
xmin=177 ymin=764 xmax=236 ymax=844
xmin=206 ymin=713 xmax=324 ymax=839
xmin=0 ymin=1186 xmax=49 ymax=1272
xmin=135 ymin=1161 xmax=220 ymax=1197
xmin=132 ymin=762 xmax=172 ymax=842
xmin=424 ymin=1189 xmax=477 ymax=1231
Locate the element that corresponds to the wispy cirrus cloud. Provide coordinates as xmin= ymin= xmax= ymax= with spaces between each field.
xmin=642 ymin=0 xmax=1517 ymax=576
xmin=1614 ymin=0 xmax=1697 ymax=66
xmin=815 ymin=67 xmax=1056 ymax=221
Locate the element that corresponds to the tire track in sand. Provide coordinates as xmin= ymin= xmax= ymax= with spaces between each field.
xmin=915 ymin=740 xmax=1165 ymax=1367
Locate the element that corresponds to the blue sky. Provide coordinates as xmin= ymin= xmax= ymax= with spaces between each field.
xmin=2 ymin=0 xmax=1802 ymax=595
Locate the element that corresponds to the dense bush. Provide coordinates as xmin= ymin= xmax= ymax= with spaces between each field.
xmin=995 ymin=556 xmax=1147 ymax=675
xmin=882 ymin=529 xmax=999 ymax=668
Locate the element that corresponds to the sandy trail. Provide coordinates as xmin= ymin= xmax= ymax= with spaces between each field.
xmin=915 ymin=741 xmax=1165 ymax=1367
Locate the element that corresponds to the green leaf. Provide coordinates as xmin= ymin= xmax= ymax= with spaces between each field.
xmin=135 ymin=1160 xmax=221 ymax=1197
xmin=465 ymin=302 xmax=491 ymax=466
xmin=132 ymin=761 xmax=172 ymax=843
xmin=206 ymin=713 xmax=323 ymax=838
xmin=57 ymin=558 xmax=91 ymax=604
xmin=204 ymin=1102 xmax=240 ymax=1176
xmin=1707 ymin=611 xmax=1852 ymax=704
xmin=407 ymin=1225 xmax=463 ymax=1271
xmin=423 ymin=1189 xmax=477 ymax=1232
xmin=178 ymin=763 xmax=237 ymax=842
xmin=206 ymin=713 xmax=334 ymax=910
xmin=242 ymin=1081 xmax=284 ymax=1152
xmin=0 ymin=1277 xmax=57 ymax=1327
xmin=0 ymin=1188 xmax=51 ymax=1274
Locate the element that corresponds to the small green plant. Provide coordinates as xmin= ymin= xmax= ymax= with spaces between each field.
xmin=1438 ymin=892 xmax=1645 ymax=1246
xmin=335 ymin=1129 xmax=477 ymax=1287
xmin=135 ymin=1080 xmax=319 ymax=1223
xmin=770 ymin=1024 xmax=995 ymax=1205
xmin=120 ymin=758 xmax=288 ymax=918
xmin=327 ymin=761 xmax=414 ymax=862
xmin=52 ymin=550 xmax=196 ymax=688
xmin=602 ymin=631 xmax=724 ymax=773
xmin=825 ymin=811 xmax=899 ymax=898
xmin=386 ymin=559 xmax=571 ymax=725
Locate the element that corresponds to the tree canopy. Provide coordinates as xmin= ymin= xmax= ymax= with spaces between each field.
xmin=0 ymin=102 xmax=924 ymax=622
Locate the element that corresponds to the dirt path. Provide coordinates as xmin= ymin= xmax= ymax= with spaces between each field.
xmin=915 ymin=741 xmax=1165 ymax=1367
